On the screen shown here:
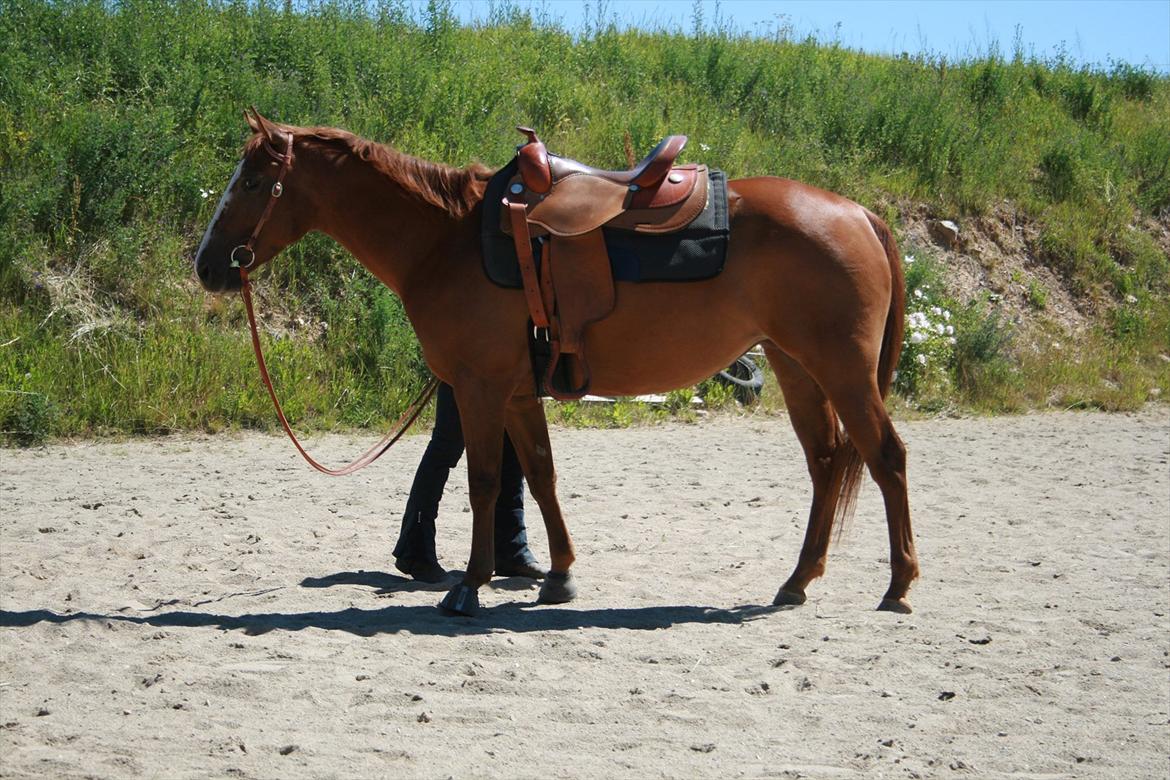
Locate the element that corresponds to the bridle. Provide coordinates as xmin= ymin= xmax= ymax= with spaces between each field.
xmin=230 ymin=131 xmax=295 ymax=272
xmin=231 ymin=130 xmax=438 ymax=476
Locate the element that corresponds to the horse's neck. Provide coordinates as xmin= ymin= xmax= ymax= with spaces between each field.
xmin=309 ymin=157 xmax=461 ymax=296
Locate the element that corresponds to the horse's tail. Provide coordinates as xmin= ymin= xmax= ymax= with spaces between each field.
xmin=867 ymin=209 xmax=906 ymax=401
xmin=831 ymin=209 xmax=905 ymax=538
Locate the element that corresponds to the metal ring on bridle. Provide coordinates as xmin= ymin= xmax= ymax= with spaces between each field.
xmin=230 ymin=244 xmax=257 ymax=270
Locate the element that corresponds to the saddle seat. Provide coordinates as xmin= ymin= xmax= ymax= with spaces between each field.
xmin=517 ymin=127 xmax=690 ymax=191
xmin=501 ymin=127 xmax=711 ymax=400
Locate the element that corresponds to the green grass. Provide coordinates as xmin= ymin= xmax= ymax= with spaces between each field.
xmin=1 ymin=0 xmax=1167 ymax=443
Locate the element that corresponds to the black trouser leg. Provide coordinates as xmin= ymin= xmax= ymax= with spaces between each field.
xmin=393 ymin=383 xmax=536 ymax=566
xmin=494 ymin=433 xmax=534 ymax=566
xmin=392 ymin=383 xmax=463 ymax=564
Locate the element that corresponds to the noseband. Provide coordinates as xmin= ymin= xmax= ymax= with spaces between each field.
xmin=231 ymin=132 xmax=295 ymax=270
xmin=232 ymin=130 xmax=438 ymax=476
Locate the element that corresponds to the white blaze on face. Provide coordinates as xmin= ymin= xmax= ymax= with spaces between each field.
xmin=196 ymin=159 xmax=245 ymax=265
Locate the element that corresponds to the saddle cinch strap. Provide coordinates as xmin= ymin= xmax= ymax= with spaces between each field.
xmin=502 ymin=127 xmax=710 ymax=400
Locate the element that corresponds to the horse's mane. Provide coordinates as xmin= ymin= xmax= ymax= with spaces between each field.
xmin=245 ymin=125 xmax=494 ymax=219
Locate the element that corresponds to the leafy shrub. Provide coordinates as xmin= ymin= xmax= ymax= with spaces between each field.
xmin=1109 ymin=62 xmax=1154 ymax=101
xmin=699 ymin=379 xmax=738 ymax=410
xmin=1026 ymin=280 xmax=1048 ymax=310
xmin=894 ymin=253 xmax=956 ymax=403
xmin=664 ymin=388 xmax=694 ymax=413
xmin=1059 ymin=71 xmax=1106 ymax=122
xmin=1127 ymin=126 xmax=1170 ymax=215
xmin=969 ymin=59 xmax=1008 ymax=111
xmin=1111 ymin=305 xmax=1147 ymax=344
xmin=951 ymin=303 xmax=1013 ymax=393
xmin=1038 ymin=145 xmax=1078 ymax=202
xmin=2 ymin=391 xmax=55 ymax=447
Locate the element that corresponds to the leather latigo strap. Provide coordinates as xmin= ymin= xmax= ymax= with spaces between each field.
xmin=538 ymin=240 xmax=556 ymax=335
xmin=505 ymin=200 xmax=550 ymax=330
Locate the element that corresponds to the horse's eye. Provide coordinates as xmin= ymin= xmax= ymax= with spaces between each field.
xmin=242 ymin=177 xmax=261 ymax=192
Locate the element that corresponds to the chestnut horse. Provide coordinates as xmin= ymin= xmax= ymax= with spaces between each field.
xmin=195 ymin=111 xmax=918 ymax=616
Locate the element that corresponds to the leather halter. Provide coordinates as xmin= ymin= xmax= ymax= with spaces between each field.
xmin=234 ymin=130 xmax=438 ymax=476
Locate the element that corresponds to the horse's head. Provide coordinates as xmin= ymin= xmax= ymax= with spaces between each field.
xmin=194 ymin=109 xmax=311 ymax=292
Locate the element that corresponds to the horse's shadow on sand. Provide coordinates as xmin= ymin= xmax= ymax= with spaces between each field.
xmin=0 ymin=569 xmax=786 ymax=638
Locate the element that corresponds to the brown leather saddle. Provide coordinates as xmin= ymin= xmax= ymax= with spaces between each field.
xmin=501 ymin=127 xmax=710 ymax=400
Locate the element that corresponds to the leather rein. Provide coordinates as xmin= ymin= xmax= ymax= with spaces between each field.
xmin=232 ymin=130 xmax=438 ymax=476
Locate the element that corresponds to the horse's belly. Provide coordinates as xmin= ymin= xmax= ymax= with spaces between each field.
xmin=584 ymin=279 xmax=763 ymax=396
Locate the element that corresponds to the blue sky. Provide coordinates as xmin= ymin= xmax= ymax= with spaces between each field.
xmin=446 ymin=0 xmax=1170 ymax=71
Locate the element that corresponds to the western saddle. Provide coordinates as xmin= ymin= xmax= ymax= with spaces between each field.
xmin=501 ymin=127 xmax=710 ymax=400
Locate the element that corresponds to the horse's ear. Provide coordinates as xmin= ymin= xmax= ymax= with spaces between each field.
xmin=244 ymin=106 xmax=283 ymax=145
xmin=244 ymin=106 xmax=263 ymax=134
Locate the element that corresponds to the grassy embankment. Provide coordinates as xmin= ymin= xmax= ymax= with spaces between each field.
xmin=1 ymin=0 xmax=1167 ymax=444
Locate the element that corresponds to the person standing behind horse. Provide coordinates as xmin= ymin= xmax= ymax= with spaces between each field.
xmin=393 ymin=382 xmax=548 ymax=583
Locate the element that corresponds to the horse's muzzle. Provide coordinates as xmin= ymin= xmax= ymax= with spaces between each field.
xmin=195 ymin=254 xmax=243 ymax=293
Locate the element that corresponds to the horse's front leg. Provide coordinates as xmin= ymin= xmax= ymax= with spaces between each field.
xmin=437 ymin=381 xmax=509 ymax=617
xmin=505 ymin=394 xmax=577 ymax=604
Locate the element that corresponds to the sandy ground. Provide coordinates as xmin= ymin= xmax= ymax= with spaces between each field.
xmin=1 ymin=409 xmax=1168 ymax=779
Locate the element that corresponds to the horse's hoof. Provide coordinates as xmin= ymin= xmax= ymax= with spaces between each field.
xmin=876 ymin=597 xmax=913 ymax=614
xmin=538 ymin=570 xmax=577 ymax=604
xmin=772 ymin=588 xmax=806 ymax=607
xmin=438 ymin=583 xmax=480 ymax=616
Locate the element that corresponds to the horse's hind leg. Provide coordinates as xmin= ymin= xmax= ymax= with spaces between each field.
xmin=504 ymin=394 xmax=578 ymax=604
xmin=764 ymin=344 xmax=848 ymax=606
xmin=817 ymin=375 xmax=918 ymax=613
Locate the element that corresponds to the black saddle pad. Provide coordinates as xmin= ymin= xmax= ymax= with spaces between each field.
xmin=481 ymin=159 xmax=730 ymax=288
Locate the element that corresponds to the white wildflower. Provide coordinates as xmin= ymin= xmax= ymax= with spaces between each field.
xmin=916 ymin=354 xmax=927 ymax=365
xmin=935 ymin=323 xmax=946 ymax=335
xmin=913 ymin=289 xmax=923 ymax=299
xmin=948 ymin=337 xmax=956 ymax=345
xmin=946 ymin=324 xmax=954 ymax=335
xmin=943 ymin=310 xmax=951 ymax=321
xmin=699 ymin=142 xmax=711 ymax=152
xmin=904 ymin=254 xmax=915 ymax=264
xmin=910 ymin=331 xmax=927 ymax=344
xmin=931 ymin=306 xmax=942 ymax=316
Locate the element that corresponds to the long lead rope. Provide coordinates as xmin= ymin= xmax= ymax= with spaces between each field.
xmin=239 ymin=267 xmax=438 ymax=476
